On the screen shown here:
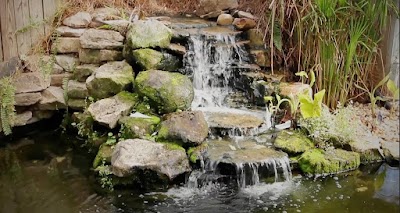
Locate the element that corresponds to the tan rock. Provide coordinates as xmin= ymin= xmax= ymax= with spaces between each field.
xmin=62 ymin=12 xmax=92 ymax=28
xmin=55 ymin=55 xmax=79 ymax=72
xmin=250 ymin=49 xmax=270 ymax=67
xmin=50 ymin=73 xmax=72 ymax=87
xmin=78 ymin=49 xmax=123 ymax=64
xmin=37 ymin=86 xmax=67 ymax=110
xmin=54 ymin=26 xmax=86 ymax=37
xmin=233 ymin=18 xmax=256 ymax=30
xmin=13 ymin=111 xmax=33 ymax=127
xmin=80 ymin=29 xmax=124 ymax=50
xmin=13 ymin=72 xmax=50 ymax=94
xmin=14 ymin=92 xmax=42 ymax=106
xmin=51 ymin=37 xmax=81 ymax=53
xmin=217 ymin=14 xmax=234 ymax=26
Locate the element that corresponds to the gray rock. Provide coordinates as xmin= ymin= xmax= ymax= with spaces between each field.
xmin=131 ymin=49 xmax=181 ymax=71
xmin=24 ymin=55 xmax=64 ymax=74
xmin=28 ymin=110 xmax=55 ymax=124
xmin=87 ymin=92 xmax=138 ymax=129
xmin=50 ymin=73 xmax=72 ymax=87
xmin=62 ymin=12 xmax=92 ymax=28
xmin=348 ymin=135 xmax=384 ymax=163
xmin=167 ymin=43 xmax=186 ymax=55
xmin=201 ymin=109 xmax=264 ymax=129
xmin=381 ymin=141 xmax=399 ymax=163
xmin=37 ymin=86 xmax=67 ymax=110
xmin=14 ymin=92 xmax=42 ymax=106
xmin=118 ymin=115 xmax=161 ymax=139
xmin=13 ymin=72 xmax=50 ymax=94
xmin=135 ymin=70 xmax=194 ymax=114
xmin=67 ymin=98 xmax=86 ymax=111
xmin=111 ymin=139 xmax=191 ymax=180
xmin=79 ymin=48 xmax=123 ymax=64
xmin=51 ymin=37 xmax=81 ymax=53
xmin=66 ymin=80 xmax=88 ymax=99
xmin=73 ymin=64 xmax=98 ymax=82
xmin=233 ymin=18 xmax=256 ymax=30
xmin=92 ymin=7 xmax=121 ymax=22
xmin=0 ymin=56 xmax=21 ymax=78
xmin=86 ymin=61 xmax=134 ymax=99
xmin=55 ymin=55 xmax=79 ymax=72
xmin=54 ymin=26 xmax=86 ymax=37
xmin=101 ymin=20 xmax=131 ymax=35
xmin=196 ymin=0 xmax=238 ymax=16
xmin=13 ymin=111 xmax=33 ymax=127
xmin=238 ymin=11 xmax=255 ymax=20
xmin=217 ymin=14 xmax=234 ymax=26
xmin=158 ymin=111 xmax=208 ymax=145
xmin=80 ymin=29 xmax=124 ymax=50
xmin=125 ymin=20 xmax=172 ymax=49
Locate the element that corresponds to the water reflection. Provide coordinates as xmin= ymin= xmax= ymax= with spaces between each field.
xmin=374 ymin=164 xmax=399 ymax=205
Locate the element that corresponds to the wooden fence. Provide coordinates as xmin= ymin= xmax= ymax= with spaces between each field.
xmin=0 ymin=0 xmax=61 ymax=62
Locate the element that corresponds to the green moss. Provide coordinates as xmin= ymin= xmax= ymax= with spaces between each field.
xmin=118 ymin=115 xmax=160 ymax=139
xmin=274 ymin=130 xmax=314 ymax=154
xmin=158 ymin=141 xmax=185 ymax=152
xmin=93 ymin=144 xmax=113 ymax=168
xmin=187 ymin=143 xmax=208 ymax=163
xmin=132 ymin=49 xmax=163 ymax=70
xmin=116 ymin=91 xmax=140 ymax=105
xmin=359 ymin=150 xmax=384 ymax=164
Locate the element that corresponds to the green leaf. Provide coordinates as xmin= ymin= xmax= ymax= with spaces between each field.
xmin=310 ymin=70 xmax=316 ymax=88
xmin=299 ymin=89 xmax=325 ymax=118
xmin=264 ymin=96 xmax=273 ymax=102
xmin=273 ymin=21 xmax=283 ymax=52
xmin=387 ymin=79 xmax=399 ymax=100
xmin=295 ymin=71 xmax=308 ymax=78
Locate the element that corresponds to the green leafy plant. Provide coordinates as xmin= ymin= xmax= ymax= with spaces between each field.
xmin=0 ymin=77 xmax=16 ymax=135
xmin=105 ymin=132 xmax=117 ymax=146
xmin=299 ymin=89 xmax=326 ymax=118
xmin=387 ymin=79 xmax=399 ymax=113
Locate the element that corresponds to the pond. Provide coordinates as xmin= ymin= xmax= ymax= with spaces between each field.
xmin=0 ymin=127 xmax=398 ymax=213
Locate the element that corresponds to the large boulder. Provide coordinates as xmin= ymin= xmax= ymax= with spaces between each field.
xmin=347 ymin=135 xmax=384 ymax=163
xmin=274 ymin=130 xmax=314 ymax=154
xmin=119 ymin=114 xmax=161 ymax=139
xmin=196 ymin=0 xmax=238 ymax=16
xmin=131 ymin=49 xmax=181 ymax=71
xmin=157 ymin=111 xmax=208 ymax=145
xmin=298 ymin=149 xmax=360 ymax=175
xmin=111 ymin=139 xmax=191 ymax=180
xmin=135 ymin=70 xmax=194 ymax=114
xmin=86 ymin=61 xmax=134 ymax=99
xmin=87 ymin=92 xmax=138 ymax=129
xmin=125 ymin=20 xmax=172 ymax=50
xmin=80 ymin=29 xmax=124 ymax=49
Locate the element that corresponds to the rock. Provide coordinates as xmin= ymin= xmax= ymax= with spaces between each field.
xmin=24 ymin=55 xmax=63 ymax=74
xmin=274 ymin=130 xmax=314 ymax=154
xmin=55 ymin=55 xmax=79 ymax=72
xmin=196 ymin=0 xmax=238 ymax=16
xmin=279 ymin=82 xmax=312 ymax=98
xmin=13 ymin=72 xmax=50 ymax=94
xmin=87 ymin=92 xmax=138 ymax=129
xmin=131 ymin=49 xmax=181 ymax=71
xmin=119 ymin=115 xmax=161 ymax=138
xmin=238 ymin=11 xmax=255 ymax=20
xmin=187 ymin=143 xmax=208 ymax=163
xmin=86 ymin=61 xmax=134 ymax=99
xmin=381 ymin=141 xmax=399 ymax=163
xmin=62 ymin=12 xmax=92 ymax=28
xmin=79 ymin=48 xmax=123 ymax=64
xmin=93 ymin=144 xmax=113 ymax=168
xmin=135 ymin=70 xmax=194 ymax=114
xmin=66 ymin=80 xmax=88 ymax=99
xmin=125 ymin=20 xmax=172 ymax=49
xmin=250 ymin=49 xmax=270 ymax=67
xmin=233 ymin=18 xmax=256 ymax=30
xmin=37 ymin=86 xmax=66 ymax=110
xmin=158 ymin=111 xmax=208 ymax=145
xmin=245 ymin=29 xmax=265 ymax=48
xmin=92 ymin=7 xmax=121 ymax=22
xmin=73 ymin=64 xmax=98 ymax=82
xmin=13 ymin=111 xmax=33 ymax=127
xmin=50 ymin=73 xmax=72 ymax=87
xmin=298 ymin=149 xmax=360 ymax=175
xmin=200 ymin=108 xmax=264 ymax=129
xmin=200 ymin=11 xmax=224 ymax=19
xmin=54 ymin=26 xmax=86 ymax=37
xmin=348 ymin=135 xmax=384 ymax=163
xmin=101 ymin=20 xmax=131 ymax=35
xmin=166 ymin=43 xmax=186 ymax=55
xmin=217 ymin=14 xmax=234 ymax=26
xmin=14 ymin=92 xmax=42 ymax=106
xmin=51 ymin=37 xmax=80 ymax=53
xmin=28 ymin=110 xmax=55 ymax=124
xmin=0 ymin=56 xmax=21 ymax=78
xmin=80 ymin=29 xmax=124 ymax=50
xmin=67 ymin=98 xmax=86 ymax=111
xmin=111 ymin=139 xmax=191 ymax=180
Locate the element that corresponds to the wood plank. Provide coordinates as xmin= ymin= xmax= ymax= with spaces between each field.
xmin=42 ymin=0 xmax=57 ymax=35
xmin=28 ymin=0 xmax=45 ymax=48
xmin=0 ymin=0 xmax=18 ymax=61
xmin=14 ymin=0 xmax=32 ymax=55
xmin=0 ymin=18 xmax=3 ymax=62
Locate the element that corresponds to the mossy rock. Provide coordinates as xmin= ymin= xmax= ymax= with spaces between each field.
xmin=274 ymin=130 xmax=314 ymax=154
xmin=187 ymin=143 xmax=209 ymax=163
xmin=125 ymin=20 xmax=172 ymax=50
xmin=135 ymin=70 xmax=194 ymax=114
xmin=298 ymin=148 xmax=360 ymax=175
xmin=118 ymin=115 xmax=161 ymax=139
xmin=93 ymin=144 xmax=113 ymax=168
xmin=134 ymin=99 xmax=157 ymax=115
xmin=131 ymin=49 xmax=181 ymax=71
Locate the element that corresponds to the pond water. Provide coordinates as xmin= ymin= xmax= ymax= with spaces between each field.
xmin=0 ymin=128 xmax=398 ymax=213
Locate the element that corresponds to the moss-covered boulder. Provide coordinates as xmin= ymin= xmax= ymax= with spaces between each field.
xmin=118 ymin=114 xmax=161 ymax=139
xmin=135 ymin=70 xmax=194 ymax=114
xmin=87 ymin=92 xmax=139 ymax=129
xmin=93 ymin=144 xmax=113 ymax=168
xmin=347 ymin=135 xmax=384 ymax=164
xmin=274 ymin=130 xmax=314 ymax=154
xmin=125 ymin=20 xmax=172 ymax=50
xmin=131 ymin=49 xmax=181 ymax=71
xmin=157 ymin=111 xmax=208 ymax=145
xmin=187 ymin=143 xmax=209 ymax=163
xmin=86 ymin=61 xmax=134 ymax=99
xmin=298 ymin=149 xmax=360 ymax=175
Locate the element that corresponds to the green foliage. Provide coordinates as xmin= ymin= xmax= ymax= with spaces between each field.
xmin=97 ymin=165 xmax=114 ymax=191
xmin=0 ymin=77 xmax=16 ymax=135
xmin=299 ymin=89 xmax=325 ymax=118
xmin=105 ymin=132 xmax=117 ymax=146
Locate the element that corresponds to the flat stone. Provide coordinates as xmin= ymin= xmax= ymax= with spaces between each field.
xmin=50 ymin=73 xmax=72 ymax=87
xmin=200 ymin=10 xmax=224 ymax=19
xmin=13 ymin=72 xmax=50 ymax=94
xmin=54 ymin=26 xmax=86 ymax=37
xmin=67 ymin=98 xmax=86 ymax=111
xmin=165 ymin=17 xmax=215 ymax=30
xmin=62 ymin=12 xmax=92 ymax=28
xmin=238 ymin=11 xmax=255 ymax=20
xmin=14 ymin=92 xmax=42 ymax=106
xmin=55 ymin=55 xmax=79 ymax=72
xmin=92 ymin=7 xmax=121 ymax=22
xmin=111 ymin=139 xmax=191 ymax=180
xmin=24 ymin=55 xmax=64 ymax=74
xmin=67 ymin=80 xmax=88 ymax=99
xmin=80 ymin=29 xmax=124 ymax=50
xmin=125 ymin=20 xmax=172 ymax=49
xmin=348 ymin=135 xmax=384 ymax=163
xmin=217 ymin=14 xmax=234 ymax=26
xmin=196 ymin=0 xmax=238 ymax=16
xmin=118 ymin=115 xmax=161 ymax=139
xmin=166 ymin=43 xmax=186 ymax=55
xmin=13 ymin=111 xmax=33 ymax=127
xmin=73 ymin=64 xmax=98 ymax=82
xmin=381 ymin=141 xmax=399 ymax=162
xmin=279 ymin=82 xmax=312 ymax=98
xmin=199 ymin=107 xmax=264 ymax=129
xmin=79 ymin=48 xmax=123 ymax=64
xmin=51 ymin=37 xmax=81 ymax=53
xmin=88 ymin=92 xmax=138 ymax=129
xmin=0 ymin=56 xmax=21 ymax=78
xmin=37 ymin=86 xmax=67 ymax=110
xmin=101 ymin=20 xmax=131 ymax=34
xmin=233 ymin=18 xmax=256 ymax=31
